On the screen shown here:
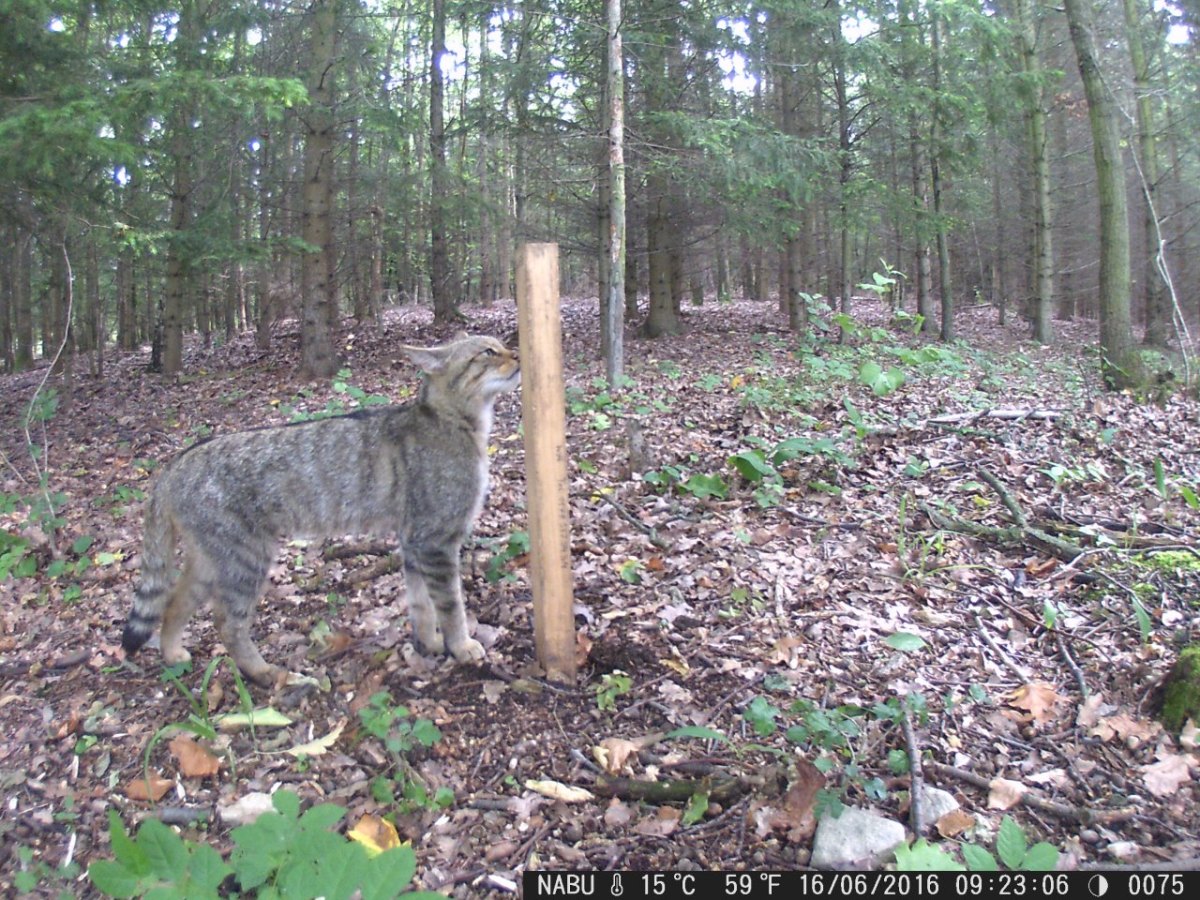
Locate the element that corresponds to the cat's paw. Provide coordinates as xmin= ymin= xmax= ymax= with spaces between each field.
xmin=415 ymin=625 xmax=445 ymax=655
xmin=162 ymin=646 xmax=192 ymax=667
xmin=449 ymin=638 xmax=485 ymax=664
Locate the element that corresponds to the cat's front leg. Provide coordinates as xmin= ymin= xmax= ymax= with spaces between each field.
xmin=409 ymin=547 xmax=484 ymax=663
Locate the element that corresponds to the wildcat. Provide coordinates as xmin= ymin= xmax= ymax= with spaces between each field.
xmin=121 ymin=334 xmax=520 ymax=686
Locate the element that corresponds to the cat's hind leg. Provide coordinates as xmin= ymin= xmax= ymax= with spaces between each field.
xmin=403 ymin=563 xmax=444 ymax=655
xmin=206 ymin=540 xmax=280 ymax=687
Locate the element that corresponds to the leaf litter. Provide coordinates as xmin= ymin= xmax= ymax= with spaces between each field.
xmin=0 ymin=297 xmax=1198 ymax=893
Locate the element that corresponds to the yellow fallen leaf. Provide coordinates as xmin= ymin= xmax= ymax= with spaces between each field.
xmin=661 ymin=658 xmax=689 ymax=677
xmin=347 ymin=814 xmax=403 ymax=857
xmin=285 ymin=719 xmax=346 ymax=757
xmin=524 ymin=779 xmax=595 ymax=803
xmin=216 ymin=707 xmax=294 ymax=732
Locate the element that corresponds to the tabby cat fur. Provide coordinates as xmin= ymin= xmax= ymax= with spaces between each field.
xmin=121 ymin=334 xmax=520 ymax=686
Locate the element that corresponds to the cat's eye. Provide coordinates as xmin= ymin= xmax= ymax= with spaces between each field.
xmin=481 ymin=348 xmax=497 ymax=357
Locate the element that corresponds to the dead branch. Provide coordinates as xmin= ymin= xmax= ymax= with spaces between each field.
xmin=601 ymin=494 xmax=670 ymax=549
xmin=925 ymin=761 xmax=1136 ymax=827
xmin=593 ymin=773 xmax=753 ymax=805
xmin=343 ymin=552 xmax=403 ymax=584
xmin=323 ymin=539 xmax=393 ymax=560
xmin=901 ymin=708 xmax=927 ymax=835
xmin=920 ymin=469 xmax=1084 ymax=562
xmin=927 ymin=408 xmax=1065 ymax=427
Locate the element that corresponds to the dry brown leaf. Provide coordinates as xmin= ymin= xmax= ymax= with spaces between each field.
xmin=766 ymin=636 xmax=806 ymax=667
xmin=125 ymin=771 xmax=173 ymax=802
xmin=575 ymin=631 xmax=594 ymax=668
xmin=1027 ymin=768 xmax=1070 ymax=789
xmin=168 ymin=735 xmax=221 ymax=779
xmin=1089 ymin=712 xmax=1157 ymax=748
xmin=936 ymin=808 xmax=976 ymax=838
xmin=1006 ymin=682 xmax=1060 ymax=724
xmin=603 ymin=798 xmax=634 ymax=828
xmin=593 ymin=737 xmax=640 ymax=775
xmin=1075 ymin=693 xmax=1107 ymax=728
xmin=1179 ymin=719 xmax=1198 ymax=751
xmin=1141 ymin=753 xmax=1193 ymax=798
xmin=633 ymin=806 xmax=680 ymax=837
xmin=987 ymin=777 xmax=1027 ymax=810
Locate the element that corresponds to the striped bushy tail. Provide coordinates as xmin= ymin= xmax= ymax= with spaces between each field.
xmin=122 ymin=493 xmax=175 ymax=655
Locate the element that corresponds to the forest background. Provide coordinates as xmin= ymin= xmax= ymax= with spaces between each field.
xmin=3 ymin=0 xmax=1200 ymax=895
xmin=1 ymin=0 xmax=1198 ymax=382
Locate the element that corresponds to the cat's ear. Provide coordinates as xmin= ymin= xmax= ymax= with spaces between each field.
xmin=401 ymin=344 xmax=449 ymax=373
xmin=452 ymin=329 xmax=470 ymax=341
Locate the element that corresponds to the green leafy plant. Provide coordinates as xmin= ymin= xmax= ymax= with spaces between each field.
xmin=357 ymin=691 xmax=449 ymax=812
xmin=961 ymin=816 xmax=1061 ymax=871
xmin=358 ymin=691 xmax=442 ymax=758
xmin=285 ymin=369 xmax=391 ymax=422
xmin=859 ymin=359 xmax=906 ymax=396
xmin=89 ymin=791 xmax=439 ymax=899
xmin=595 ymin=671 xmax=633 ymax=712
xmin=484 ymin=530 xmax=529 ymax=584
xmin=14 ymin=842 xmax=81 ymax=897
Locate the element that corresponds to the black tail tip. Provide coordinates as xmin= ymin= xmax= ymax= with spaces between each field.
xmin=122 ymin=620 xmax=152 ymax=655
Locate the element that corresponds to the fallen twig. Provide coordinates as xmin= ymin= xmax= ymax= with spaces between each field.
xmin=925 ymin=761 xmax=1136 ymax=826
xmin=927 ymin=408 xmax=1064 ymax=426
xmin=900 ymin=708 xmax=927 ymax=836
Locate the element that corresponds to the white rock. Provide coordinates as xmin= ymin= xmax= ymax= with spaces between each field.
xmin=811 ymin=807 xmax=907 ymax=869
xmin=917 ymin=785 xmax=960 ymax=829
xmin=218 ymin=791 xmax=277 ymax=827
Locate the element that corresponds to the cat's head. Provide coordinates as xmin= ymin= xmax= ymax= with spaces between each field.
xmin=403 ymin=334 xmax=520 ymax=405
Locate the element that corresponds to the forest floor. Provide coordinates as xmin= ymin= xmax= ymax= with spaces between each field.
xmin=1 ymin=295 xmax=1199 ymax=896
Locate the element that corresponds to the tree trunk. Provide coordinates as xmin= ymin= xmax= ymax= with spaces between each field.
xmin=300 ymin=0 xmax=341 ymax=380
xmin=1017 ymin=0 xmax=1054 ymax=343
xmin=930 ymin=8 xmax=953 ymax=342
xmin=1121 ymin=0 xmax=1169 ymax=347
xmin=601 ymin=0 xmax=626 ymax=384
xmin=430 ymin=0 xmax=456 ymax=321
xmin=1063 ymin=0 xmax=1134 ymax=387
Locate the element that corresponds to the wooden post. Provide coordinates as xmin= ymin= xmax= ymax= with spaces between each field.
xmin=516 ymin=243 xmax=577 ymax=682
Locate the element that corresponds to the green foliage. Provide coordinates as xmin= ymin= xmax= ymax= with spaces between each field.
xmin=895 ymin=838 xmax=965 ymax=871
xmin=859 ymin=360 xmax=907 ymax=396
xmin=14 ymin=843 xmax=81 ymax=897
xmin=743 ymin=696 xmax=781 ymax=737
xmin=885 ymin=632 xmax=927 ymax=653
xmin=641 ymin=464 xmax=729 ymax=501
xmin=595 ymin=671 xmax=633 ymax=712
xmin=484 ymin=530 xmax=530 ymax=584
xmin=89 ymin=791 xmax=438 ymax=899
xmin=89 ymin=810 xmax=232 ymax=898
xmin=894 ymin=816 xmax=1060 ymax=872
xmin=357 ymin=691 xmax=442 ymax=758
xmin=285 ymin=369 xmax=391 ymax=422
xmin=727 ymin=434 xmax=855 ymax=508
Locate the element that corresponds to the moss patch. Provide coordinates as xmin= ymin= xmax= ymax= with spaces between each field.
xmin=1160 ymin=645 xmax=1200 ymax=734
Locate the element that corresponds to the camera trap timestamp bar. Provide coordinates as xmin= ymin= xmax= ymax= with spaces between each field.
xmin=523 ymin=870 xmax=1196 ymax=900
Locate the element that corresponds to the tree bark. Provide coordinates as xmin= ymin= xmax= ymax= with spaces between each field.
xmin=601 ymin=0 xmax=626 ymax=384
xmin=430 ymin=0 xmax=456 ymax=321
xmin=1121 ymin=0 xmax=1168 ymax=347
xmin=299 ymin=0 xmax=341 ymax=380
xmin=1017 ymin=0 xmax=1055 ymax=343
xmin=1063 ymin=0 xmax=1134 ymax=387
